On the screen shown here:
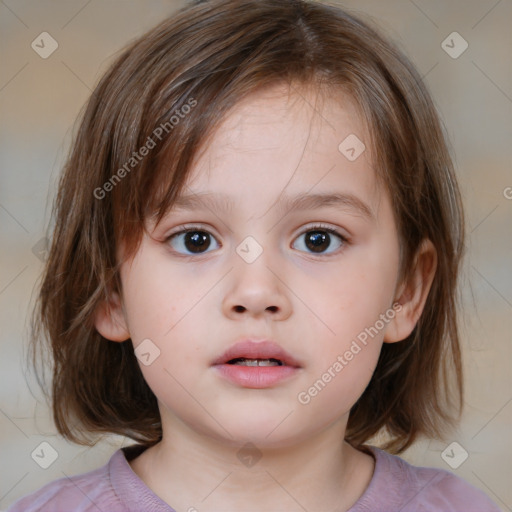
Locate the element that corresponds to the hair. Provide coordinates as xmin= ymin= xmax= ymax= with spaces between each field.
xmin=31 ymin=0 xmax=465 ymax=454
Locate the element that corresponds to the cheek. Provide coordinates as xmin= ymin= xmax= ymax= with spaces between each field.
xmin=296 ymin=306 xmax=383 ymax=419
xmin=304 ymin=264 xmax=396 ymax=348
xmin=120 ymin=250 xmax=208 ymax=343
xmin=295 ymin=336 xmax=381 ymax=429
xmin=293 ymin=246 xmax=397 ymax=401
xmin=120 ymin=258 xmax=210 ymax=390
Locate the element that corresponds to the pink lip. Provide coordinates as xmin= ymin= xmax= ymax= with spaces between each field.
xmin=211 ymin=339 xmax=302 ymax=389
xmin=212 ymin=339 xmax=302 ymax=367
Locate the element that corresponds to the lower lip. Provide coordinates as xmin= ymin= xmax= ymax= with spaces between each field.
xmin=213 ymin=364 xmax=300 ymax=388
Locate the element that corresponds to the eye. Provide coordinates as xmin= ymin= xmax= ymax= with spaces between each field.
xmin=292 ymin=224 xmax=347 ymax=255
xmin=165 ymin=223 xmax=348 ymax=257
xmin=166 ymin=225 xmax=220 ymax=256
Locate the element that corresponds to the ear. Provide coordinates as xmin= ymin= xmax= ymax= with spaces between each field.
xmin=93 ymin=290 xmax=130 ymax=342
xmin=384 ymin=239 xmax=437 ymax=343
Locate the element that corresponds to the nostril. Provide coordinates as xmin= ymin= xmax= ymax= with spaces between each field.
xmin=232 ymin=305 xmax=278 ymax=313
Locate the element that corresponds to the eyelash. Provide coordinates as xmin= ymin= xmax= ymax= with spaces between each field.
xmin=164 ymin=223 xmax=349 ymax=258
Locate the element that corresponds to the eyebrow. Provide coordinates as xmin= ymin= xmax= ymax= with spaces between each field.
xmin=171 ymin=191 xmax=375 ymax=221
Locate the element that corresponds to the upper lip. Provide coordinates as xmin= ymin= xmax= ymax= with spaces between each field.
xmin=212 ymin=339 xmax=302 ymax=368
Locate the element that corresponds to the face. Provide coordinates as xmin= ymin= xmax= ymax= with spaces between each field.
xmin=110 ymin=84 xmax=404 ymax=449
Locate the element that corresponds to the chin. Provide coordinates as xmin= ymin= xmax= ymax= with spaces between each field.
xmin=208 ymin=413 xmax=309 ymax=451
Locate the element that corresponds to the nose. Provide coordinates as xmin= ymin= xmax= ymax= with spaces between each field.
xmin=222 ymin=253 xmax=292 ymax=321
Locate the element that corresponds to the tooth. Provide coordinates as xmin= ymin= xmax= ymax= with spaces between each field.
xmin=232 ymin=358 xmax=280 ymax=367
xmin=257 ymin=359 xmax=279 ymax=367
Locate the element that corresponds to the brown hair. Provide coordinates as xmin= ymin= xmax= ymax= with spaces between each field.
xmin=31 ymin=0 xmax=465 ymax=454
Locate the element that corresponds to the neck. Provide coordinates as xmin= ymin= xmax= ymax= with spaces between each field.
xmin=129 ymin=412 xmax=375 ymax=512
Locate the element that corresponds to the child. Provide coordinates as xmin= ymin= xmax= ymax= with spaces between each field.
xmin=9 ymin=0 xmax=501 ymax=510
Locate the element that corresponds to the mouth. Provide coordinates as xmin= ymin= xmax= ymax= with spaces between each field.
xmin=226 ymin=357 xmax=284 ymax=367
xmin=212 ymin=339 xmax=302 ymax=389
xmin=212 ymin=339 xmax=302 ymax=368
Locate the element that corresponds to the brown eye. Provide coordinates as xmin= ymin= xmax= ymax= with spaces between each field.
xmin=292 ymin=226 xmax=346 ymax=255
xmin=168 ymin=229 xmax=219 ymax=255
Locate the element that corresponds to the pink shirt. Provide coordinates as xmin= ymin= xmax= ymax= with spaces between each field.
xmin=7 ymin=444 xmax=500 ymax=511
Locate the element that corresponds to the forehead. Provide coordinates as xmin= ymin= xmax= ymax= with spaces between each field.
xmin=199 ymin=83 xmax=367 ymax=159
xmin=172 ymin=83 xmax=384 ymax=221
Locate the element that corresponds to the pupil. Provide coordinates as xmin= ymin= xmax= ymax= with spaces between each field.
xmin=306 ymin=231 xmax=329 ymax=253
xmin=182 ymin=230 xmax=331 ymax=254
xmin=185 ymin=231 xmax=210 ymax=253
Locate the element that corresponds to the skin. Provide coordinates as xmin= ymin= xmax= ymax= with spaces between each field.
xmin=95 ymin=83 xmax=437 ymax=512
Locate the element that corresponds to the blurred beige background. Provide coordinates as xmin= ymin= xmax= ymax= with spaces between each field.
xmin=1 ymin=0 xmax=511 ymax=510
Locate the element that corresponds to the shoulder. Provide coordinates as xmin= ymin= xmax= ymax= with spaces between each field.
xmin=6 ymin=451 xmax=124 ymax=512
xmin=351 ymin=445 xmax=501 ymax=512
